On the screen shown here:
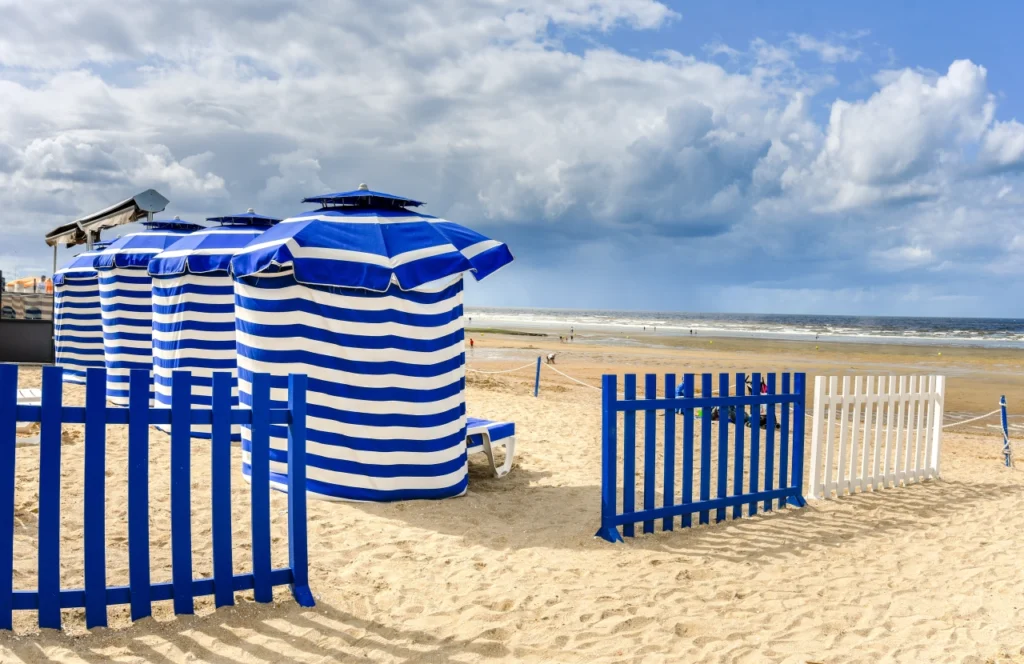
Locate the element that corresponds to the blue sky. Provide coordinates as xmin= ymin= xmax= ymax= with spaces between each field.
xmin=1 ymin=1 xmax=1023 ymax=317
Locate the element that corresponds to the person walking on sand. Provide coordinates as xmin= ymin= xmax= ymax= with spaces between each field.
xmin=546 ymin=352 xmax=557 ymax=365
xmin=469 ymin=338 xmax=475 ymax=350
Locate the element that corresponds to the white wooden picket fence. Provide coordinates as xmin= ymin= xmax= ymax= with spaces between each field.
xmin=808 ymin=375 xmax=946 ymax=500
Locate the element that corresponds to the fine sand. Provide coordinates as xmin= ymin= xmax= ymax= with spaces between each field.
xmin=3 ymin=332 xmax=1024 ymax=663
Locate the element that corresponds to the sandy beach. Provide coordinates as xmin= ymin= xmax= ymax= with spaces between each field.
xmin=3 ymin=330 xmax=1024 ymax=663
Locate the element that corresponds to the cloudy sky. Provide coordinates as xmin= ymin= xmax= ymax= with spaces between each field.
xmin=1 ymin=0 xmax=1023 ymax=317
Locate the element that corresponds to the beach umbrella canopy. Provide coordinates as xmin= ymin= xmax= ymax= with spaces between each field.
xmin=94 ymin=218 xmax=205 ymax=269
xmin=93 ymin=218 xmax=204 ymax=405
xmin=230 ymin=184 xmax=514 ymax=502
xmin=53 ymin=241 xmax=112 ymax=384
xmin=231 ymin=184 xmax=514 ymax=292
xmin=149 ymin=210 xmax=281 ymax=439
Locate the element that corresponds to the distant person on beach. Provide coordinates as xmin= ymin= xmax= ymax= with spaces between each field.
xmin=546 ymin=352 xmax=557 ymax=365
xmin=469 ymin=338 xmax=474 ymax=350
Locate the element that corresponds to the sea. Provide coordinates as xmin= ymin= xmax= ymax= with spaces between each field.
xmin=464 ymin=308 xmax=1024 ymax=349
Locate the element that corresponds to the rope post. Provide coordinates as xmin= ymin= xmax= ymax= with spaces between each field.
xmin=534 ymin=356 xmax=541 ymax=397
xmin=1001 ymin=396 xmax=1011 ymax=467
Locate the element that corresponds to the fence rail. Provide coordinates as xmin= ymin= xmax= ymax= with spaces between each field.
xmin=808 ymin=375 xmax=945 ymax=500
xmin=0 ymin=364 xmax=313 ymax=631
xmin=596 ymin=372 xmax=807 ymax=543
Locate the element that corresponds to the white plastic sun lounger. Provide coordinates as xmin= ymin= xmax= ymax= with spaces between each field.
xmin=14 ymin=388 xmax=42 ymax=446
xmin=466 ymin=417 xmax=516 ymax=477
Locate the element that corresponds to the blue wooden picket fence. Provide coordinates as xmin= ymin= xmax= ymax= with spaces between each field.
xmin=596 ymin=372 xmax=807 ymax=542
xmin=0 ymin=364 xmax=314 ymax=631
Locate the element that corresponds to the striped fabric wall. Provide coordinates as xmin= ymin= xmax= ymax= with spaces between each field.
xmin=234 ymin=271 xmax=468 ymax=502
xmin=53 ymin=255 xmax=104 ymax=384
xmin=97 ymin=268 xmax=158 ymax=404
xmin=95 ymin=225 xmax=201 ymax=405
xmin=150 ymin=224 xmax=273 ymax=439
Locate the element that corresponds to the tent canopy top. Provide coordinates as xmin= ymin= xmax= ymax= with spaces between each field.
xmin=302 ymin=183 xmax=424 ymax=208
xmin=206 ymin=208 xmax=282 ymax=227
xmin=45 ymin=189 xmax=170 ymax=247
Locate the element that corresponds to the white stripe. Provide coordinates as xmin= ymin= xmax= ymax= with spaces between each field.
xmin=234 ymin=306 xmax=462 ymax=342
xmin=245 ymin=452 xmax=467 ymax=493
xmin=235 ymin=329 xmax=462 ymax=366
xmin=461 ymin=239 xmax=502 ymax=259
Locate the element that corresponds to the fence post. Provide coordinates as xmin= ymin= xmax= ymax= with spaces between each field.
xmin=931 ymin=376 xmax=946 ymax=476
xmin=83 ymin=368 xmax=107 ymax=628
xmin=288 ymin=373 xmax=315 ymax=607
xmin=0 ymin=364 xmax=17 ymax=631
xmin=170 ymin=371 xmax=194 ymax=615
xmin=534 ymin=356 xmax=541 ymax=397
xmin=787 ymin=373 xmax=807 ymax=507
xmin=1002 ymin=395 xmax=1011 ymax=467
xmin=37 ymin=365 xmax=63 ymax=630
xmin=595 ymin=375 xmax=623 ymax=542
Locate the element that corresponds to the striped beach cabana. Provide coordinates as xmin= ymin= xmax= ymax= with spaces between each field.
xmin=149 ymin=209 xmax=280 ymax=438
xmin=53 ymin=242 xmax=110 ymax=384
xmin=94 ymin=218 xmax=203 ymax=405
xmin=231 ymin=184 xmax=514 ymax=502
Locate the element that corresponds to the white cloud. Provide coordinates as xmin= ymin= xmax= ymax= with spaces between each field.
xmin=791 ymin=33 xmax=861 ymax=63
xmin=979 ymin=120 xmax=1024 ymax=171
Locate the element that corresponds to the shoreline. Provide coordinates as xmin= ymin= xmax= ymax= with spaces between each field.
xmin=464 ymin=313 xmax=1024 ymax=350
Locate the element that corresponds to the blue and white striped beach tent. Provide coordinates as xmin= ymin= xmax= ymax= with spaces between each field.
xmin=231 ymin=184 xmax=514 ymax=502
xmin=53 ymin=242 xmax=111 ymax=384
xmin=94 ymin=218 xmax=203 ymax=405
xmin=149 ymin=210 xmax=280 ymax=438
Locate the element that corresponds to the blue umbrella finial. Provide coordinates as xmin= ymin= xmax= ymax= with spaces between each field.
xmin=247 ymin=207 xmax=255 ymax=213
xmin=358 ymin=183 xmax=368 ymax=191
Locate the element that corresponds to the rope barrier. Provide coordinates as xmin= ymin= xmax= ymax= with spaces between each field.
xmin=942 ymin=409 xmax=1002 ymax=429
xmin=465 ymin=362 xmax=537 ymax=375
xmin=543 ymin=363 xmax=601 ymax=391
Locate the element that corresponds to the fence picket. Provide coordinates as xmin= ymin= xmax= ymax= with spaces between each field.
xmin=699 ymin=374 xmax=712 ymax=525
xmin=170 ymin=371 xmax=194 ymax=615
xmin=623 ymin=375 xmax=636 ymax=537
xmin=127 ymin=369 xmax=152 ymax=620
xmin=211 ymin=372 xmax=234 ymax=608
xmin=848 ymin=376 xmax=863 ymax=494
xmin=872 ymin=377 xmax=888 ymax=489
xmin=681 ymin=374 xmax=694 ymax=528
xmin=778 ymin=374 xmax=791 ymax=510
xmin=287 ymin=374 xmax=314 ymax=606
xmin=932 ymin=377 xmax=946 ymax=476
xmin=251 ymin=372 xmax=273 ymax=603
xmin=748 ymin=372 xmax=761 ymax=517
xmin=37 ymin=365 xmax=63 ymax=630
xmin=763 ymin=374 xmax=776 ymax=512
xmin=0 ymin=365 xmax=16 ymax=630
xmin=732 ymin=373 xmax=746 ymax=519
xmin=790 ymin=373 xmax=807 ymax=507
xmin=662 ymin=374 xmax=676 ymax=532
xmin=859 ymin=376 xmax=874 ymax=493
xmin=836 ymin=377 xmax=851 ymax=497
xmin=83 ymin=368 xmax=108 ymax=628
xmin=823 ymin=377 xmax=837 ymax=498
xmin=597 ymin=376 xmax=620 ymax=542
xmin=917 ymin=377 xmax=933 ymax=479
xmin=643 ymin=374 xmax=656 ymax=534
xmin=808 ymin=376 xmax=825 ymax=500
xmin=716 ymin=374 xmax=729 ymax=523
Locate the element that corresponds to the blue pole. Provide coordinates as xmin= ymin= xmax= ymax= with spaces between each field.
xmin=1001 ymin=395 xmax=1010 ymax=467
xmin=534 ymin=356 xmax=541 ymax=397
